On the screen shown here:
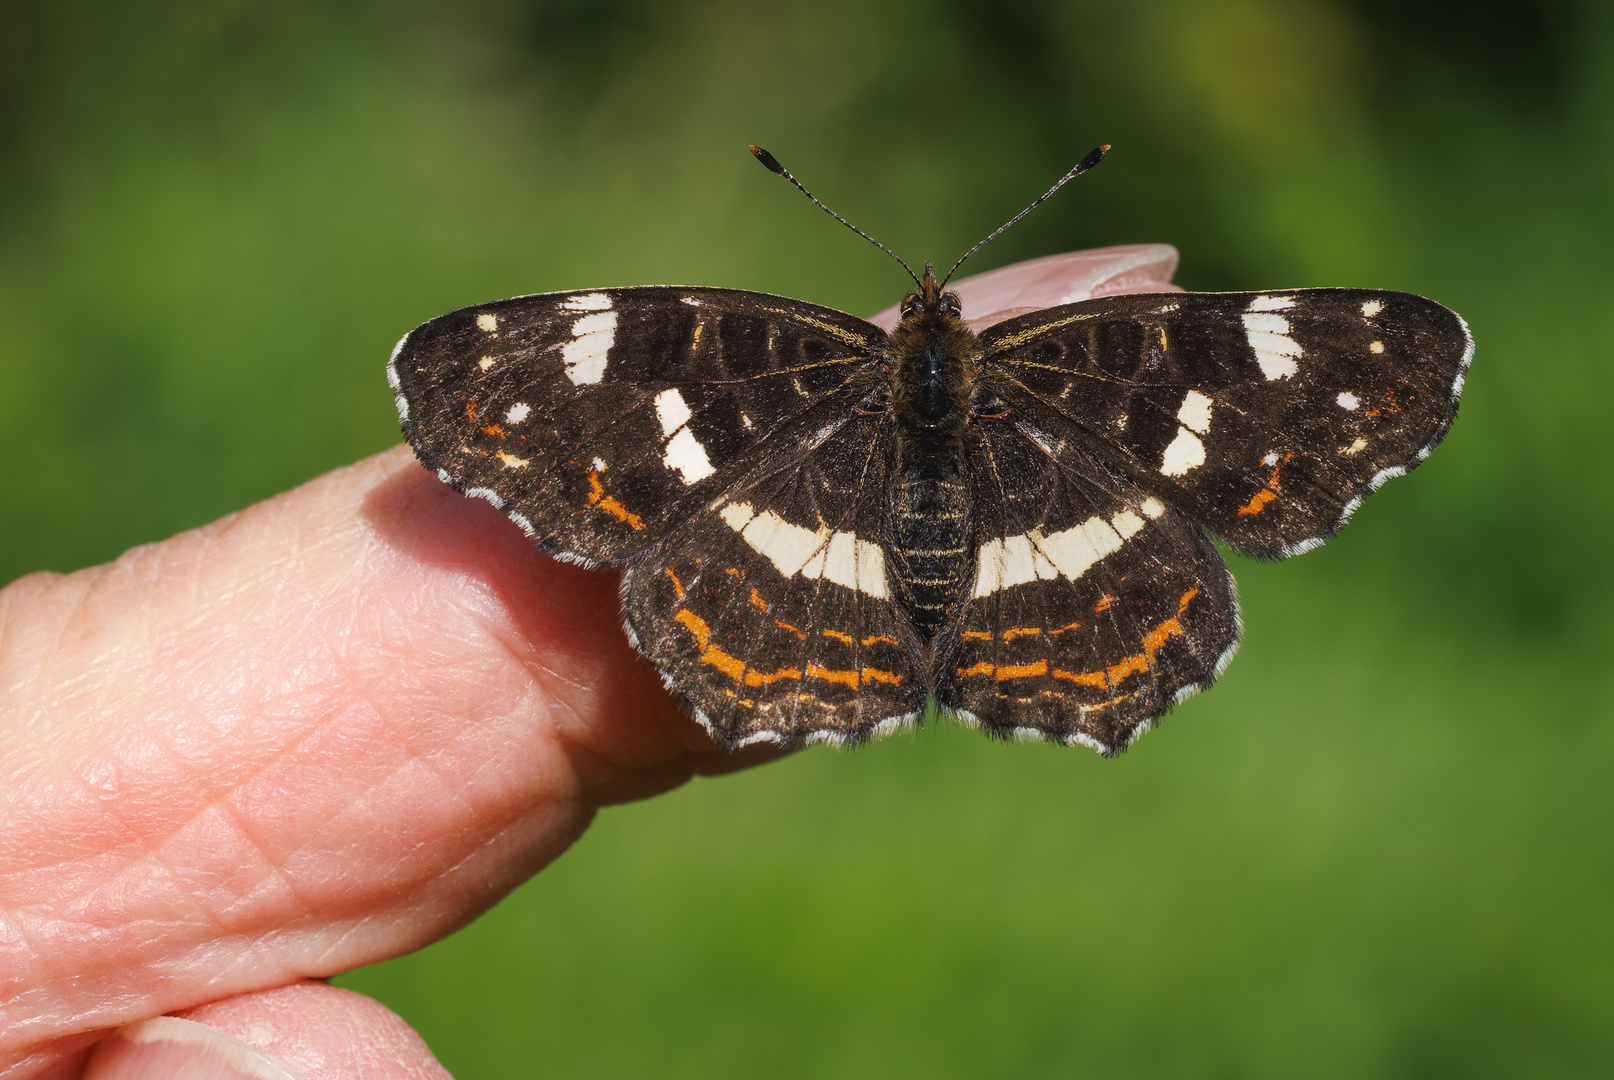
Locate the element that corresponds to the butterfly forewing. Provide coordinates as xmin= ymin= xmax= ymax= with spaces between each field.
xmin=622 ymin=411 xmax=925 ymax=746
xmin=945 ymin=408 xmax=1239 ymax=751
xmin=389 ymin=286 xmax=887 ymax=564
xmin=979 ymin=288 xmax=1470 ymax=557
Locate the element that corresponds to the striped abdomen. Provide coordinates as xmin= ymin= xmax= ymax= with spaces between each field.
xmin=891 ymin=467 xmax=972 ymax=642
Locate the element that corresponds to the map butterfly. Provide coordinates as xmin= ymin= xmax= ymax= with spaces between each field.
xmin=388 ymin=146 xmax=1471 ymax=755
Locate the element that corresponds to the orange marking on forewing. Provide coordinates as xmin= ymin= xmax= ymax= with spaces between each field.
xmin=1238 ymin=487 xmax=1278 ymax=516
xmin=745 ymin=666 xmax=802 ymax=687
xmin=662 ymin=567 xmax=685 ymax=599
xmin=1237 ymin=452 xmax=1293 ymax=516
xmin=774 ymin=619 xmax=807 ymax=638
xmin=861 ymin=634 xmax=898 ymax=647
xmin=957 ymin=661 xmax=996 ymax=678
xmin=1002 ymin=627 xmax=1042 ymax=641
xmin=995 ymin=660 xmax=1048 ymax=681
xmin=805 ymin=664 xmax=859 ymax=689
xmin=822 ymin=629 xmax=854 ymax=646
xmin=861 ymin=667 xmax=903 ymax=685
xmin=1048 ymin=621 xmax=1082 ymax=635
xmin=585 ymin=470 xmax=644 ymax=530
xmin=1177 ymin=586 xmax=1200 ymax=614
xmin=464 ymin=400 xmax=479 ymax=423
xmin=482 ymin=424 xmax=506 ymax=439
xmin=725 ymin=567 xmax=741 ymax=578
xmin=749 ymin=588 xmax=769 ymax=611
xmin=1094 ymin=593 xmax=1116 ymax=613
xmin=962 ymin=630 xmax=993 ymax=641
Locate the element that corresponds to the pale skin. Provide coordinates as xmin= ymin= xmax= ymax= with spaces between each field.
xmin=0 ymin=249 xmax=1179 ymax=1080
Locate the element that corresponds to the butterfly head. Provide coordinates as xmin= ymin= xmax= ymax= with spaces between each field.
xmin=899 ymin=261 xmax=964 ymax=323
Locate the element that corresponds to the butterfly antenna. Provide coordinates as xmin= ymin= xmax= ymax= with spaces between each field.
xmin=939 ymin=144 xmax=1110 ymax=288
xmin=750 ymin=145 xmax=922 ymax=289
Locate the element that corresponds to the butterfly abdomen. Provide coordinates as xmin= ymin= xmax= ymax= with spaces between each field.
xmin=888 ymin=307 xmax=981 ymax=642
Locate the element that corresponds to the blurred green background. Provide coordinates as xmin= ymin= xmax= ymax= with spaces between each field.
xmin=4 ymin=0 xmax=1610 ymax=1075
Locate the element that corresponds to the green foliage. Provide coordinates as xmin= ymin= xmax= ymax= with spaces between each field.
xmin=3 ymin=0 xmax=1610 ymax=1074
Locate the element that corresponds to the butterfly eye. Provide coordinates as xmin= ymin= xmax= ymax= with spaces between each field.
xmin=940 ymin=293 xmax=962 ymax=317
xmin=899 ymin=293 xmax=919 ymax=317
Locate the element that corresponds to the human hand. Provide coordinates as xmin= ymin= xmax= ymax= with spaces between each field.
xmin=0 ymin=246 xmax=1178 ymax=1080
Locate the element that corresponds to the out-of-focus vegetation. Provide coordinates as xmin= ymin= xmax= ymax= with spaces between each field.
xmin=2 ymin=0 xmax=1609 ymax=1075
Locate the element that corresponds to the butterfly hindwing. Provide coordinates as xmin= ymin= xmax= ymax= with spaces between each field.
xmin=942 ymin=407 xmax=1239 ymax=752
xmin=389 ymin=286 xmax=887 ymax=564
xmin=979 ymin=288 xmax=1471 ymax=557
xmin=621 ymin=410 xmax=925 ymax=747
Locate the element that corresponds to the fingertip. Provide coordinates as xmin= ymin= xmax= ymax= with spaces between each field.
xmin=865 ymin=244 xmax=1180 ymax=330
xmin=160 ymin=981 xmax=450 ymax=1080
xmin=85 ymin=1016 xmax=305 ymax=1080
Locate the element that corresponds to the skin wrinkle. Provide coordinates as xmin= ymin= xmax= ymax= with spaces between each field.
xmin=52 ymin=650 xmax=345 ymax=913
xmin=7 ymin=644 xmax=485 ymax=1040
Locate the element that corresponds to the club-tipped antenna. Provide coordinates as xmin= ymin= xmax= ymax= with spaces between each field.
xmin=750 ymin=145 xmax=921 ymax=289
xmin=939 ymin=144 xmax=1110 ymax=288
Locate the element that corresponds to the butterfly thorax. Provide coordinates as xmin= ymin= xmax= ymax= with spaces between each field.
xmin=886 ymin=270 xmax=981 ymax=644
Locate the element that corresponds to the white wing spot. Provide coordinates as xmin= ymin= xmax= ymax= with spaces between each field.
xmin=1362 ymin=299 xmax=1384 ymax=318
xmin=476 ymin=313 xmax=498 ymax=332
xmin=505 ymin=402 xmax=531 ymax=424
xmin=663 ymin=427 xmax=715 ymax=484
xmin=1112 ymin=510 xmax=1145 ymax=539
xmin=1343 ymin=437 xmax=1369 ymax=455
xmin=496 ymin=451 xmax=528 ymax=469
xmin=563 ymin=292 xmax=612 ymax=312
xmin=1024 ymin=520 xmax=1117 ymax=590
xmin=1248 ymin=294 xmax=1295 ymax=311
xmin=1242 ymin=312 xmax=1291 ymax=335
xmin=1337 ymin=392 xmax=1360 ymax=410
xmin=1160 ymin=426 xmax=1206 ymax=476
xmin=812 ymin=532 xmax=888 ymax=595
xmin=562 ymin=310 xmax=618 ymax=385
xmin=1243 ymin=303 xmax=1303 ymax=380
xmin=741 ymin=512 xmax=821 ymax=577
xmin=681 ymin=296 xmax=702 ymax=307
xmin=974 ymin=505 xmax=1159 ymax=597
xmin=654 ymin=388 xmax=694 ymax=436
xmin=652 ymin=388 xmax=714 ymax=485
xmin=1262 ymin=452 xmax=1279 ymax=466
xmin=1176 ymin=389 xmax=1213 ymax=434
xmin=717 ymin=501 xmax=887 ymax=597
xmin=592 ymin=457 xmax=607 ymax=472
xmin=990 ymin=534 xmax=1058 ymax=592
xmin=479 ymin=357 xmax=495 ymax=371
xmin=718 ymin=501 xmax=755 ymax=531
xmin=1370 ymin=340 xmax=1385 ymax=354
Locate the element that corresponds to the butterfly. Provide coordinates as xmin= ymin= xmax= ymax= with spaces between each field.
xmin=388 ymin=146 xmax=1471 ymax=755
